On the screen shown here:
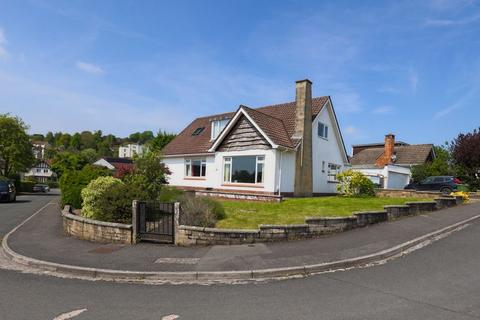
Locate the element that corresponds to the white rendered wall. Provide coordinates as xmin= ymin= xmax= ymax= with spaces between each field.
xmin=312 ymin=102 xmax=347 ymax=194
xmin=163 ymin=149 xmax=278 ymax=193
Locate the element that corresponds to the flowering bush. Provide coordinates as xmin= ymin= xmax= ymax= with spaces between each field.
xmin=336 ymin=169 xmax=375 ymax=197
xmin=450 ymin=191 xmax=469 ymax=202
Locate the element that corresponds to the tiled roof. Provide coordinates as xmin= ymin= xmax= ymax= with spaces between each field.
xmin=102 ymin=157 xmax=134 ymax=164
xmin=163 ymin=96 xmax=329 ymax=156
xmin=350 ymin=144 xmax=434 ymax=166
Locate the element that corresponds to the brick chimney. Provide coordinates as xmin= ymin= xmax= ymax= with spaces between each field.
xmin=293 ymin=79 xmax=313 ymax=197
xmin=375 ymin=133 xmax=395 ymax=167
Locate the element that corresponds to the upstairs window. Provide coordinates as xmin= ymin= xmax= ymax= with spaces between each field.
xmin=185 ymin=159 xmax=206 ymax=177
xmin=192 ymin=127 xmax=205 ymax=136
xmin=318 ymin=122 xmax=329 ymax=139
xmin=211 ymin=119 xmax=230 ymax=140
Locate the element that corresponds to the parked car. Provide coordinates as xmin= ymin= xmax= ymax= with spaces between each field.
xmin=404 ymin=176 xmax=461 ymax=194
xmin=0 ymin=180 xmax=16 ymax=202
xmin=32 ymin=184 xmax=50 ymax=193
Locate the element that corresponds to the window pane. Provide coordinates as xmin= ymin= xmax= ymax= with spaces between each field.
xmin=256 ymin=162 xmax=264 ymax=183
xmin=318 ymin=123 xmax=324 ymax=137
xmin=324 ymin=126 xmax=328 ymax=138
xmin=185 ymin=163 xmax=191 ymax=176
xmin=201 ymin=162 xmax=206 ymax=177
xmin=224 ymin=163 xmax=231 ymax=182
xmin=232 ymin=156 xmax=256 ymax=183
xmin=192 ymin=160 xmax=201 ymax=176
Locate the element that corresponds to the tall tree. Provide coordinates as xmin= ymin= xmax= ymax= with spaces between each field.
xmin=0 ymin=114 xmax=35 ymax=176
xmin=411 ymin=145 xmax=452 ymax=182
xmin=149 ymin=130 xmax=176 ymax=151
xmin=450 ymin=128 xmax=480 ymax=190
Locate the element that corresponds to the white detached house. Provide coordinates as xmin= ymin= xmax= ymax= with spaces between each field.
xmin=162 ymin=79 xmax=349 ymax=197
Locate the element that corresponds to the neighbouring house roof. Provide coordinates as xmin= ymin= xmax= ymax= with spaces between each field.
xmin=163 ymin=96 xmax=329 ymax=156
xmin=102 ymin=157 xmax=134 ymax=164
xmin=349 ymin=144 xmax=435 ymax=167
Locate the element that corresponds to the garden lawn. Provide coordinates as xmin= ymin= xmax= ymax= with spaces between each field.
xmin=216 ymin=196 xmax=432 ymax=229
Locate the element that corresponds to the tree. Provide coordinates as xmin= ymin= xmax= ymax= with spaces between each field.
xmin=70 ymin=133 xmax=81 ymax=150
xmin=45 ymin=131 xmax=55 ymax=145
xmin=450 ymin=128 xmax=480 ymax=190
xmin=411 ymin=145 xmax=452 ymax=182
xmin=149 ymin=130 xmax=176 ymax=151
xmin=123 ymin=150 xmax=170 ymax=200
xmin=51 ymin=152 xmax=88 ymax=177
xmin=0 ymin=114 xmax=35 ymax=177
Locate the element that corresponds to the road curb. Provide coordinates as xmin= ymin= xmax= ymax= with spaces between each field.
xmin=2 ymin=205 xmax=480 ymax=283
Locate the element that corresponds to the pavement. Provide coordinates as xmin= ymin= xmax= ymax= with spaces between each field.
xmin=1 ymin=194 xmax=480 ymax=319
xmin=4 ymin=194 xmax=480 ymax=277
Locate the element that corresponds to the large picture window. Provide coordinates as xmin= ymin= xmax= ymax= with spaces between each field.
xmin=223 ymin=156 xmax=264 ymax=184
xmin=185 ymin=159 xmax=206 ymax=177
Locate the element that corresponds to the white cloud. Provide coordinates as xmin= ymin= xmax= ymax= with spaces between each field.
xmin=372 ymin=106 xmax=394 ymax=115
xmin=0 ymin=27 xmax=9 ymax=60
xmin=425 ymin=13 xmax=480 ymax=27
xmin=75 ymin=61 xmax=104 ymax=75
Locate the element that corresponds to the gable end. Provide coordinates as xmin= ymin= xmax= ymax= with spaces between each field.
xmin=218 ymin=115 xmax=270 ymax=152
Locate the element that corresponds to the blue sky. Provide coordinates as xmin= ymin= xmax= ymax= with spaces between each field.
xmin=0 ymin=0 xmax=479 ymax=152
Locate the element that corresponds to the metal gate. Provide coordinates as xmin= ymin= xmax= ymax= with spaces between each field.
xmin=137 ymin=201 xmax=175 ymax=243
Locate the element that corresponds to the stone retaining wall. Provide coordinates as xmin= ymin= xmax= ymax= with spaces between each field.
xmin=194 ymin=190 xmax=283 ymax=202
xmin=176 ymin=196 xmax=463 ymax=246
xmin=62 ymin=206 xmax=133 ymax=244
xmin=376 ymin=189 xmax=441 ymax=198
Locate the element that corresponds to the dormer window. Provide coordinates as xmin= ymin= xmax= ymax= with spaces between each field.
xmin=211 ymin=119 xmax=230 ymax=141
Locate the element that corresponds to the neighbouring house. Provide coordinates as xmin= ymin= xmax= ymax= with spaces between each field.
xmin=24 ymin=160 xmax=56 ymax=182
xmin=162 ymin=79 xmax=349 ymax=197
xmin=32 ymin=141 xmax=50 ymax=160
xmin=349 ymin=134 xmax=435 ymax=189
xmin=93 ymin=157 xmax=134 ymax=177
xmin=119 ymin=144 xmax=144 ymax=158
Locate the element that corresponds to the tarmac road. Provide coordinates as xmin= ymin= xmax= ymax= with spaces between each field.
xmin=1 ymin=193 xmax=479 ymax=320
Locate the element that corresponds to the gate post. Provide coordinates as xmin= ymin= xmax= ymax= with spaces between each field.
xmin=173 ymin=202 xmax=180 ymax=245
xmin=131 ymin=200 xmax=139 ymax=244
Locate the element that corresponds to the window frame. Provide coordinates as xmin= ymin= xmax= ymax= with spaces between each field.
xmin=318 ymin=122 xmax=329 ymax=139
xmin=327 ymin=163 xmax=341 ymax=182
xmin=211 ymin=119 xmax=230 ymax=141
xmin=185 ymin=158 xmax=207 ymax=178
xmin=223 ymin=155 xmax=265 ymax=185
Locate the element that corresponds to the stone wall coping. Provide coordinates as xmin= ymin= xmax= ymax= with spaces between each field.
xmin=62 ymin=207 xmax=132 ymax=230
xmin=353 ymin=210 xmax=388 ymax=215
xmin=405 ymin=201 xmax=438 ymax=205
xmin=379 ymin=189 xmax=441 ymax=195
xmin=259 ymin=224 xmax=310 ymax=229
xmin=305 ymin=216 xmax=357 ymax=222
xmin=203 ymin=227 xmax=259 ymax=234
xmin=383 ymin=205 xmax=410 ymax=208
xmin=178 ymin=225 xmax=259 ymax=234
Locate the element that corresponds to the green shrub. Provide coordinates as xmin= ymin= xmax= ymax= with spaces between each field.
xmin=179 ymin=195 xmax=225 ymax=227
xmin=81 ymin=176 xmax=131 ymax=223
xmin=336 ymin=169 xmax=375 ymax=197
xmin=20 ymin=181 xmax=35 ymax=192
xmin=60 ymin=165 xmax=111 ymax=208
xmin=47 ymin=181 xmax=59 ymax=188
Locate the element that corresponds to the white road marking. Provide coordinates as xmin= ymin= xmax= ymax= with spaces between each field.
xmin=53 ymin=308 xmax=87 ymax=320
xmin=162 ymin=315 xmax=180 ymax=320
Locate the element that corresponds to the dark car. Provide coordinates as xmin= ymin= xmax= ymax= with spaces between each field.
xmin=0 ymin=180 xmax=16 ymax=202
xmin=404 ymin=176 xmax=460 ymax=194
xmin=33 ymin=184 xmax=50 ymax=193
